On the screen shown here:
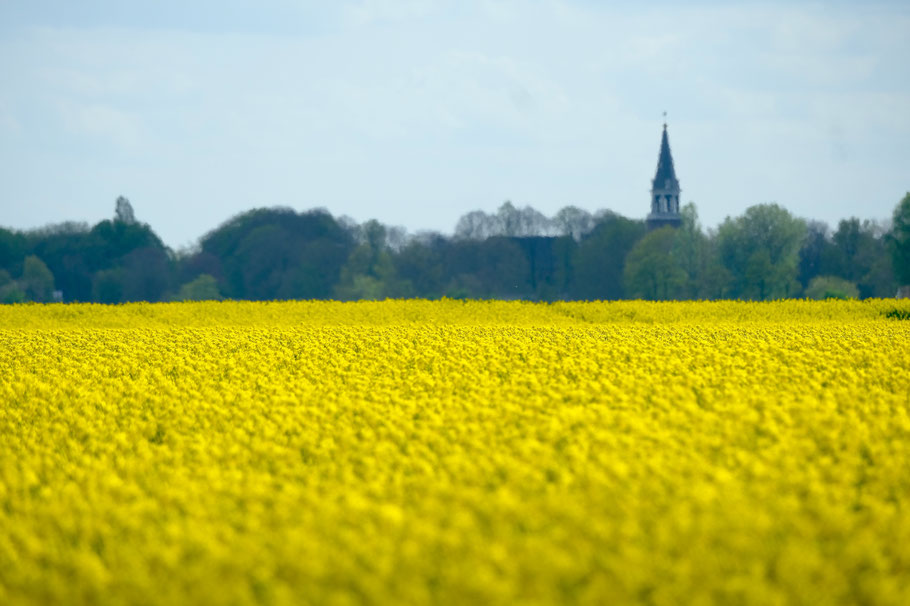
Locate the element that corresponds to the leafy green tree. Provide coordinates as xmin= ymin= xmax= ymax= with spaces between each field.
xmin=27 ymin=224 xmax=95 ymax=302
xmin=0 ymin=268 xmax=26 ymax=303
xmin=335 ymin=243 xmax=412 ymax=300
xmin=1 ymin=287 xmax=26 ymax=304
xmin=92 ymin=268 xmax=125 ymax=303
xmin=696 ymin=239 xmax=733 ymax=300
xmin=228 ymin=224 xmax=288 ymax=299
xmin=176 ymin=250 xmax=222 ymax=287
xmin=393 ymin=233 xmax=448 ymax=298
xmin=395 ymin=231 xmax=572 ymax=301
xmin=335 ymin=220 xmax=414 ymax=300
xmin=514 ymin=236 xmax=575 ymax=301
xmin=624 ymin=227 xmax=686 ymax=300
xmin=798 ymin=221 xmax=835 ymax=289
xmin=467 ymin=236 xmax=578 ymax=301
xmin=829 ymin=218 xmax=893 ymax=296
xmin=0 ymin=227 xmax=28 ymax=276
xmin=795 ymin=218 xmax=893 ymax=298
xmin=118 ymin=247 xmax=172 ymax=302
xmin=470 ymin=237 xmax=529 ymax=298
xmin=831 ymin=218 xmax=868 ymax=281
xmin=173 ymin=274 xmax=222 ymax=301
xmin=716 ymin=204 xmax=807 ymax=300
xmin=90 ymin=217 xmax=165 ymax=263
xmin=668 ymin=203 xmax=728 ymax=299
xmin=571 ymin=213 xmax=646 ymax=300
xmin=805 ymin=276 xmax=859 ymax=300
xmin=889 ymin=192 xmax=910 ymax=288
xmin=201 ymin=208 xmax=354 ymax=300
xmin=443 ymin=237 xmax=530 ymax=298
xmin=22 ymin=255 xmax=55 ymax=302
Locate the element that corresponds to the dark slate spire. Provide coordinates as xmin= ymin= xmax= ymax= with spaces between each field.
xmin=652 ymin=124 xmax=678 ymax=190
xmin=646 ymin=121 xmax=682 ymax=229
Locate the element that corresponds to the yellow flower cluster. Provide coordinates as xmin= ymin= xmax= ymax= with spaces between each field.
xmin=2 ymin=300 xmax=910 ymax=605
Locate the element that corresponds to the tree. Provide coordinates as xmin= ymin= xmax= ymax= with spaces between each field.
xmin=805 ymin=276 xmax=859 ymax=300
xmin=796 ymin=218 xmax=893 ymax=298
xmin=173 ymin=274 xmax=222 ymax=301
xmin=92 ymin=268 xmax=125 ymax=303
xmin=334 ymin=220 xmax=413 ymax=300
xmin=695 ymin=235 xmax=732 ymax=300
xmin=571 ymin=213 xmax=646 ymax=300
xmin=85 ymin=201 xmax=172 ymax=302
xmin=21 ymin=255 xmax=55 ymax=302
xmin=201 ymin=208 xmax=354 ymax=300
xmin=512 ymin=236 xmax=576 ymax=300
xmin=497 ymin=201 xmax=551 ymax=237
xmin=228 ymin=224 xmax=288 ymax=299
xmin=442 ymin=237 xmax=530 ymax=298
xmin=670 ymin=202 xmax=718 ymax=299
xmin=715 ymin=204 xmax=806 ymax=300
xmin=120 ymin=246 xmax=171 ymax=302
xmin=27 ymin=224 xmax=95 ymax=302
xmin=0 ymin=227 xmax=28 ymax=276
xmin=798 ymin=221 xmax=835 ymax=289
xmin=0 ymin=268 xmax=26 ymax=303
xmin=455 ymin=210 xmax=497 ymax=240
xmin=393 ymin=233 xmax=449 ymax=298
xmin=889 ymin=192 xmax=910 ymax=288
xmin=455 ymin=201 xmax=554 ymax=240
xmin=90 ymin=220 xmax=164 ymax=259
xmin=553 ymin=206 xmax=595 ymax=241
xmin=115 ymin=196 xmax=137 ymax=224
xmin=830 ymin=218 xmax=894 ymax=298
xmin=176 ymin=250 xmax=222 ymax=286
xmin=624 ymin=227 xmax=687 ymax=300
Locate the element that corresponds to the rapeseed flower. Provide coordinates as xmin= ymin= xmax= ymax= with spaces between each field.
xmin=1 ymin=299 xmax=909 ymax=605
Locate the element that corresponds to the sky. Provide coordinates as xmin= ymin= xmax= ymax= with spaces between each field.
xmin=1 ymin=0 xmax=908 ymax=249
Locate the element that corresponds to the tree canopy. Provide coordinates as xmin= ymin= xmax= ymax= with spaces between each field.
xmin=1 ymin=195 xmax=907 ymax=304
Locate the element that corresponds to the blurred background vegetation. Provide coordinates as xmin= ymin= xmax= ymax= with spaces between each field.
xmin=2 ymin=193 xmax=909 ymax=303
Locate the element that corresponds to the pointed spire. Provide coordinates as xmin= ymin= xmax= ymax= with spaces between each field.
xmin=646 ymin=119 xmax=683 ymax=229
xmin=653 ymin=123 xmax=678 ymax=189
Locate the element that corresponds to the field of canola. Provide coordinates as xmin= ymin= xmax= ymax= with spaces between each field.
xmin=2 ymin=299 xmax=910 ymax=606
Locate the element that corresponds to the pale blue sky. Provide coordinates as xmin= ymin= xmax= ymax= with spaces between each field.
xmin=1 ymin=0 xmax=908 ymax=248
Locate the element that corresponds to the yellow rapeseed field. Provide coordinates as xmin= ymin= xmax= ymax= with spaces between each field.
xmin=2 ymin=299 xmax=910 ymax=605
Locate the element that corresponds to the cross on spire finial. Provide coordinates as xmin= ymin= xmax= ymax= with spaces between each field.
xmin=663 ymin=111 xmax=667 ymax=129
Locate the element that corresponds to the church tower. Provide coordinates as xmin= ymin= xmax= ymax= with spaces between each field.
xmin=646 ymin=122 xmax=682 ymax=229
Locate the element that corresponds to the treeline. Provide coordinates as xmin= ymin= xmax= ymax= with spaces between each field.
xmin=2 ymin=194 xmax=910 ymax=304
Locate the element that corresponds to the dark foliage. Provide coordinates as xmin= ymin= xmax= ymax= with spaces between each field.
xmin=884 ymin=308 xmax=910 ymax=320
xmin=571 ymin=214 xmax=646 ymax=300
xmin=1 ymin=194 xmax=906 ymax=303
xmin=200 ymin=207 xmax=355 ymax=300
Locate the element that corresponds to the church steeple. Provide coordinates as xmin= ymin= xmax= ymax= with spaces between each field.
xmin=646 ymin=121 xmax=682 ymax=229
